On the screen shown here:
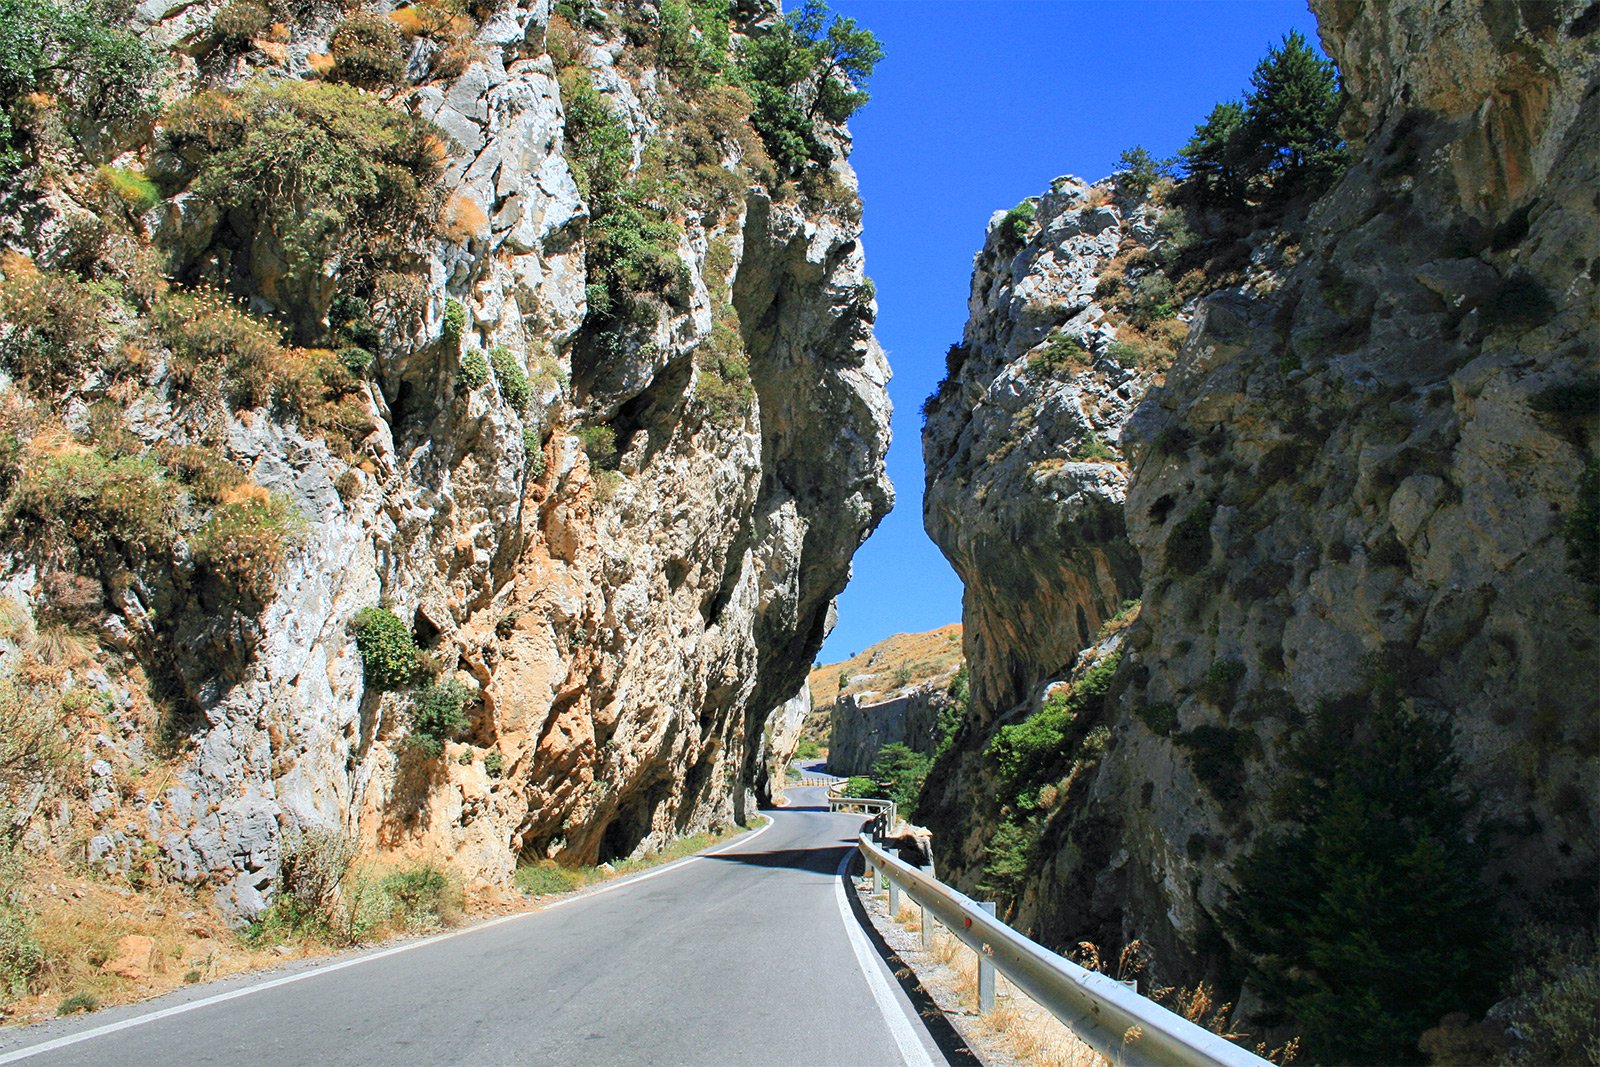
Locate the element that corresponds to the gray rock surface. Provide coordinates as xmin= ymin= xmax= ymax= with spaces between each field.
xmin=828 ymin=688 xmax=945 ymax=777
xmin=921 ymin=0 xmax=1599 ymax=992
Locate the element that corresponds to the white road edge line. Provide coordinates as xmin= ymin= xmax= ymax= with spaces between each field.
xmin=0 ymin=815 xmax=776 ymax=1065
xmin=833 ymin=848 xmax=939 ymax=1067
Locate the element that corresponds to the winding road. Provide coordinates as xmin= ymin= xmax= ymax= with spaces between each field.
xmin=0 ymin=780 xmax=949 ymax=1066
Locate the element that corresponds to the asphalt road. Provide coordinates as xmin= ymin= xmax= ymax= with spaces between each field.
xmin=0 ymin=781 xmax=945 ymax=1067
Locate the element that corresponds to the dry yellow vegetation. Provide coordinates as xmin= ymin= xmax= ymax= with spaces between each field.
xmin=807 ymin=623 xmax=963 ymax=709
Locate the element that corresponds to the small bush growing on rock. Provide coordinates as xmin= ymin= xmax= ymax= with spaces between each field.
xmin=276 ymin=825 xmax=357 ymax=931
xmin=988 ymin=651 xmax=1122 ymax=808
xmin=0 ymin=266 xmax=118 ymax=395
xmin=458 ymin=347 xmax=489 ymax=390
xmin=177 ymin=80 xmax=447 ymax=293
xmin=513 ymin=861 xmax=585 ymax=895
xmin=1072 ymin=432 xmax=1115 ymax=462
xmin=96 ymin=164 xmax=160 ymax=211
xmin=694 ymin=318 xmax=753 ymax=424
xmin=329 ymin=10 xmax=409 ymax=90
xmin=380 ymin=864 xmax=451 ymax=928
xmin=0 ymin=906 xmax=44 ymax=1006
xmin=351 ymin=606 xmax=419 ymax=691
xmin=210 ymin=0 xmax=272 ymax=51
xmin=441 ymin=299 xmax=466 ymax=354
xmin=483 ymin=751 xmax=504 ymax=778
xmin=1122 ymin=274 xmax=1178 ymax=327
xmin=156 ymin=90 xmax=246 ymax=160
xmin=1174 ymin=724 xmax=1254 ymax=809
xmin=9 ymin=445 xmax=178 ymax=554
xmin=978 ymin=816 xmax=1041 ymax=910
xmin=576 ymin=425 xmax=617 ymax=469
xmin=999 ymin=200 xmax=1035 ymax=245
xmin=523 ymin=427 xmax=546 ymax=478
xmin=1197 ymin=658 xmax=1246 ymax=706
xmin=489 ymin=346 xmax=531 ymax=411
xmin=1134 ymin=703 xmax=1177 ymax=740
xmin=407 ymin=680 xmax=473 ymax=756
xmin=154 ymin=289 xmax=290 ymax=411
xmin=54 ymin=991 xmax=96 ymax=1016
xmin=1027 ymin=332 xmax=1088 ymax=376
xmin=189 ymin=488 xmax=304 ymax=605
xmin=1165 ymin=503 xmax=1215 ymax=574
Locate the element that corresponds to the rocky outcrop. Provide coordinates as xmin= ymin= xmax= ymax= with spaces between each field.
xmin=0 ymin=0 xmax=890 ymax=921
xmin=827 ymin=686 xmax=944 ymax=776
xmin=923 ymin=0 xmax=1597 ymax=1002
xmin=921 ymin=180 xmax=1168 ymax=725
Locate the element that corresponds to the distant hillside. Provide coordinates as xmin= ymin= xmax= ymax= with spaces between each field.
xmin=808 ymin=625 xmax=964 ymax=708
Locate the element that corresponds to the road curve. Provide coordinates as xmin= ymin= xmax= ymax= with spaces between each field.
xmin=0 ymin=784 xmax=946 ymax=1066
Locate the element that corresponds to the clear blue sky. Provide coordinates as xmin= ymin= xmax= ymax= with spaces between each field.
xmin=816 ymin=0 xmax=1323 ymax=663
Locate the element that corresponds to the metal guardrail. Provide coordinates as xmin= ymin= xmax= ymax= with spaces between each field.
xmin=857 ymin=833 xmax=1270 ymax=1067
xmin=828 ymin=795 xmax=896 ymax=832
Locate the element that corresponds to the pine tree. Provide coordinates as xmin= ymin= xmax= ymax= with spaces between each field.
xmin=736 ymin=0 xmax=882 ymax=179
xmin=1240 ymin=29 xmax=1344 ymax=199
xmin=1178 ymin=100 xmax=1246 ymax=208
xmin=1116 ymin=145 xmax=1175 ymax=198
xmin=1226 ymin=682 xmax=1504 ymax=1064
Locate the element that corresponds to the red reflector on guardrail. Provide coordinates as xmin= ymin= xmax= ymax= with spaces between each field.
xmin=963 ymin=917 xmax=972 ymax=928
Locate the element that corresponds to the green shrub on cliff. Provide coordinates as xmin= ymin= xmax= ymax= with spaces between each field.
xmin=407 ymin=680 xmax=473 ymax=756
xmin=999 ymin=200 xmax=1035 ymax=245
xmin=0 ymin=266 xmax=119 ymax=395
xmin=175 ymin=79 xmax=447 ymax=292
xmin=987 ymin=651 xmax=1120 ymax=809
xmin=328 ymin=10 xmax=408 ymax=90
xmin=489 ymin=345 xmax=531 ymax=412
xmin=351 ymin=606 xmax=419 ymax=691
xmin=9 ymin=446 xmax=177 ymax=554
xmin=1226 ymin=681 xmax=1503 ymax=1065
xmin=189 ymin=490 xmax=304 ymax=604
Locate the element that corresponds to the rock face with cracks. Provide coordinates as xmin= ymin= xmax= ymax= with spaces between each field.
xmin=921 ymin=0 xmax=1598 ymax=995
xmin=0 ymin=0 xmax=890 ymax=922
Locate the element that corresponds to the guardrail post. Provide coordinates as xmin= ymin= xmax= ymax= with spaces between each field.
xmin=977 ymin=901 xmax=996 ymax=1013
xmin=888 ymin=879 xmax=900 ymax=917
xmin=920 ymin=903 xmax=934 ymax=948
xmin=873 ymin=861 xmax=886 ymax=894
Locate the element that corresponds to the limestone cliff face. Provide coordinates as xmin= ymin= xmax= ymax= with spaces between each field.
xmin=923 ymin=0 xmax=1597 ymax=988
xmin=0 ymin=0 xmax=890 ymax=920
xmin=827 ymin=687 xmax=944 ymax=777
xmin=921 ymin=180 xmax=1167 ymax=726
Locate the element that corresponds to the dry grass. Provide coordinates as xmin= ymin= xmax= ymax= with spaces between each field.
xmin=908 ymin=916 xmax=1104 ymax=1067
xmin=3 ymin=861 xmax=288 ymax=1025
xmin=808 ymin=623 xmax=964 ymax=707
xmin=442 ymin=193 xmax=488 ymax=243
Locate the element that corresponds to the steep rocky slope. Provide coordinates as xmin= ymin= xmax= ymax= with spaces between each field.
xmin=806 ymin=625 xmax=962 ymax=775
xmin=0 ymin=0 xmax=890 ymax=942
xmin=922 ymin=0 xmax=1598 ymax=1046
